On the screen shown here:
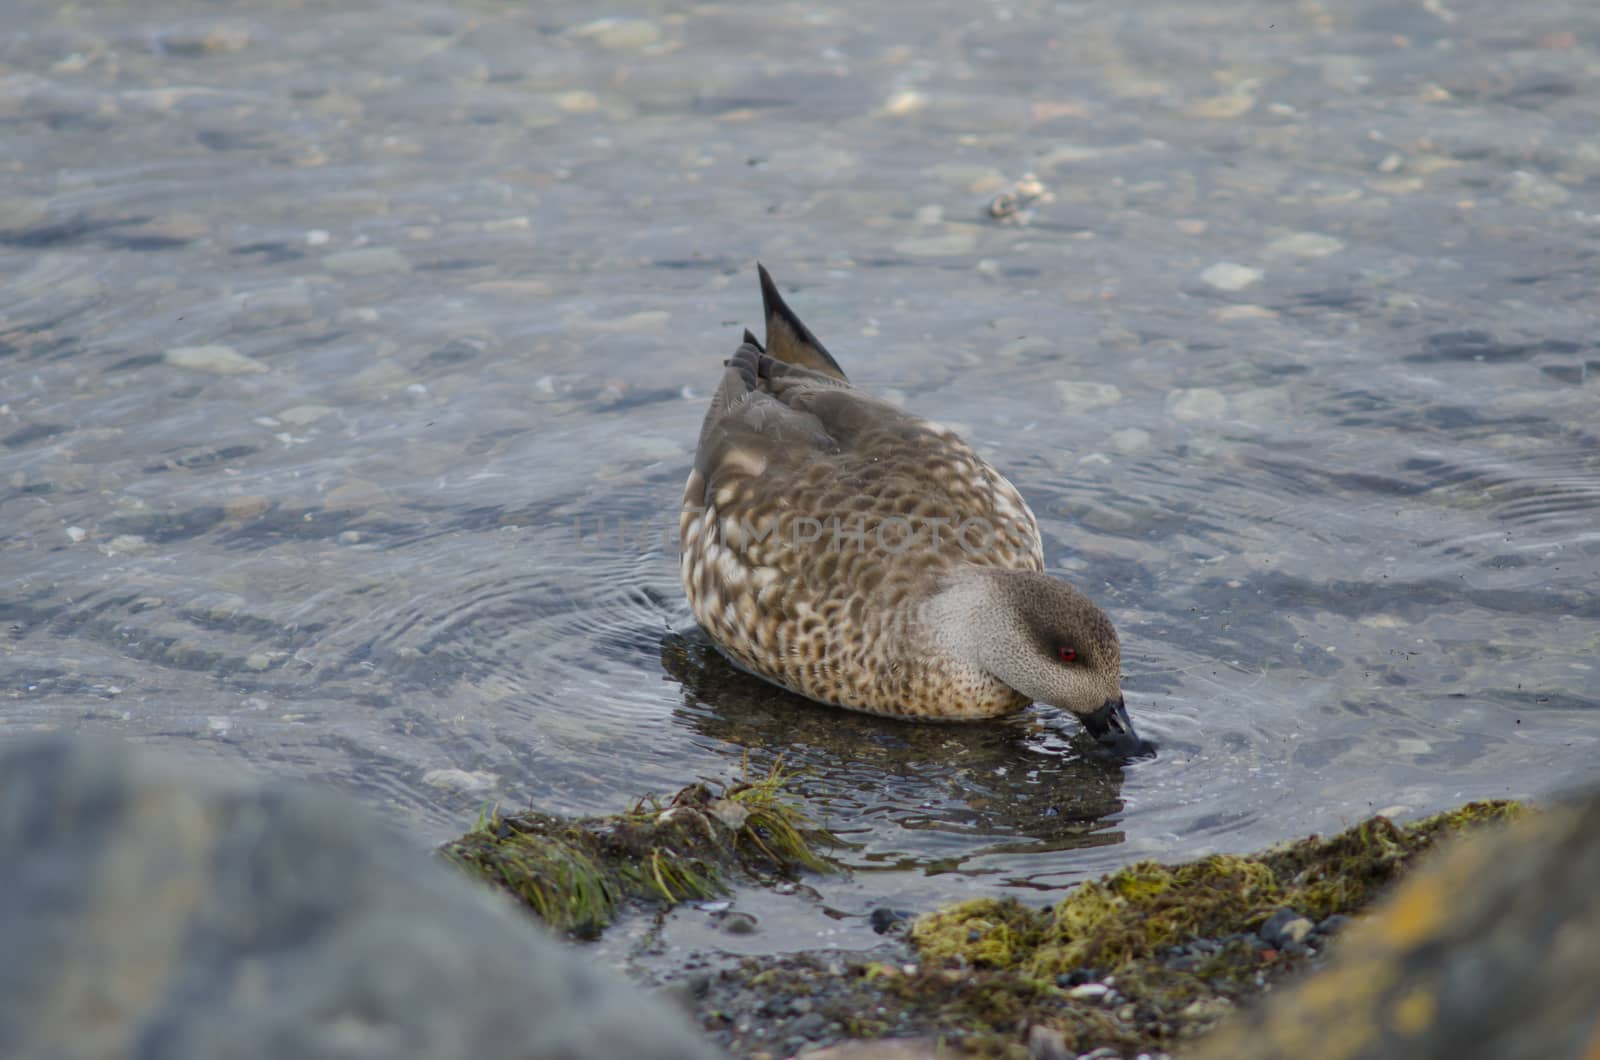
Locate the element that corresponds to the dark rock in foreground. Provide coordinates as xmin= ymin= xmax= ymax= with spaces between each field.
xmin=0 ymin=736 xmax=720 ymax=1060
xmin=1194 ymin=790 xmax=1600 ymax=1060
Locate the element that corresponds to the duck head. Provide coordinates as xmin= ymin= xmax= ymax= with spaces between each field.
xmin=930 ymin=569 xmax=1155 ymax=758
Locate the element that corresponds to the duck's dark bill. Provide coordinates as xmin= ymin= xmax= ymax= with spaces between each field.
xmin=1081 ymin=697 xmax=1158 ymax=760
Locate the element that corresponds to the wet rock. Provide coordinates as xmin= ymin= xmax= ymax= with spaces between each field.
xmin=0 ymin=736 xmax=719 ymax=1060
xmin=1258 ymin=908 xmax=1315 ymax=949
xmin=1193 ymin=793 xmax=1600 ymax=1060
xmin=870 ymin=907 xmax=914 ymax=934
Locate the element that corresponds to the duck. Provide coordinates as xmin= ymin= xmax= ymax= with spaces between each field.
xmin=679 ymin=265 xmax=1152 ymax=757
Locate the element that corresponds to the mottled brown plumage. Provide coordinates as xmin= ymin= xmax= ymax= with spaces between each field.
xmin=680 ymin=266 xmax=1148 ymax=750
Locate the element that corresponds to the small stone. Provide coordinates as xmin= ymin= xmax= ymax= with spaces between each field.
xmin=1181 ymin=996 xmax=1235 ymax=1021
xmin=1260 ymin=908 xmax=1315 ymax=948
xmin=106 ymin=534 xmax=148 ymax=554
xmin=1025 ymin=1023 xmax=1070 ymax=1060
xmin=706 ymin=798 xmax=749 ymax=831
xmin=1184 ymin=83 xmax=1259 ymax=119
xmin=244 ymin=653 xmax=272 ymax=672
xmin=869 ymin=908 xmax=913 ymax=934
xmin=717 ymin=911 xmax=759 ymax=936
xmin=337 ymin=531 xmax=362 ymax=545
xmin=570 ymin=18 xmax=662 ymax=50
xmin=1166 ymin=388 xmax=1228 ymax=421
xmin=1055 ymin=381 xmax=1123 ymax=411
xmin=64 ymin=526 xmax=87 ymax=543
xmin=786 ymin=1011 xmax=828 ymax=1038
xmin=224 ymin=496 xmax=270 ymax=521
xmin=556 ymin=90 xmax=599 ymax=114
xmin=322 ymin=247 xmax=412 ymax=275
xmin=166 ymin=345 xmax=268 ymax=374
xmin=1263 ymin=232 xmax=1344 ymax=259
xmin=883 ymin=89 xmax=925 ymax=116
xmin=788 ymin=998 xmax=814 ymax=1016
xmin=421 ymin=768 xmax=498 ymax=793
xmin=1067 ymin=983 xmax=1109 ymax=1001
xmin=277 ymin=405 xmax=334 ymax=427
xmin=1211 ymin=304 xmax=1278 ymax=322
xmin=1200 ymin=262 xmax=1263 ymax=291
xmin=160 ymin=24 xmax=251 ymax=54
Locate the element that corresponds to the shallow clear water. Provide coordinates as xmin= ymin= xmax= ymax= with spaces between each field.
xmin=3 ymin=0 xmax=1598 ymax=958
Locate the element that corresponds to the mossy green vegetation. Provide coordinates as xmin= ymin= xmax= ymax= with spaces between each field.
xmin=440 ymin=762 xmax=837 ymax=935
xmin=912 ymin=801 xmax=1523 ymax=978
xmin=878 ymin=801 xmax=1526 ymax=1057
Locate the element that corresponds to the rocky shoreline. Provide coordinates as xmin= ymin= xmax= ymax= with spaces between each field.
xmin=643 ymin=806 xmax=1525 ymax=1058
xmin=5 ymin=734 xmax=1593 ymax=1060
xmin=441 ymin=762 xmax=1534 ymax=1059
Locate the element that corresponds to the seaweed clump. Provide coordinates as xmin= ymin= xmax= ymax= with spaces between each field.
xmin=892 ymin=801 xmax=1524 ymax=1056
xmin=440 ymin=763 xmax=837 ymax=936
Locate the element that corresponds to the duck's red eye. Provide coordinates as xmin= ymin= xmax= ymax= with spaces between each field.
xmin=1058 ymin=646 xmax=1078 ymax=663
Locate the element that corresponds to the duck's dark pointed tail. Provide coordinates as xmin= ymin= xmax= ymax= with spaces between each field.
xmin=756 ymin=263 xmax=848 ymax=382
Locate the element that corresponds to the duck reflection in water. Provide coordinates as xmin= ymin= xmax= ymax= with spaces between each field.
xmin=660 ymin=629 xmax=1137 ymax=873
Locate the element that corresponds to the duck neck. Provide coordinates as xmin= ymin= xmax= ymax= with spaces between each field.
xmin=918 ymin=568 xmax=1011 ymax=672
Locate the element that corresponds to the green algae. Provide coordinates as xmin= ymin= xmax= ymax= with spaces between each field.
xmin=912 ymin=801 xmax=1524 ymax=979
xmin=440 ymin=762 xmax=838 ymax=935
xmin=883 ymin=801 xmax=1528 ymax=1057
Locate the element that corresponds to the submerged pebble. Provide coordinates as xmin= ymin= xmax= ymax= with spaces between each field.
xmin=165 ymin=345 xmax=268 ymax=374
xmin=1199 ymin=262 xmax=1263 ymax=291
